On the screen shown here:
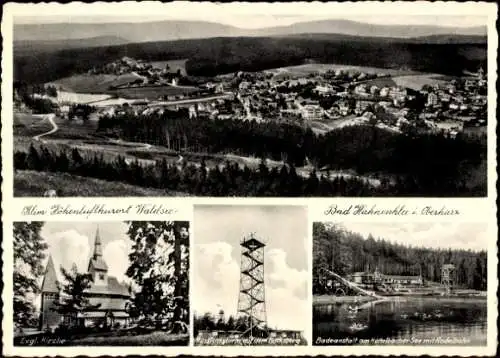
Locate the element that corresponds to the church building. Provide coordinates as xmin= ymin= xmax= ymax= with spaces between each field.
xmin=39 ymin=228 xmax=132 ymax=331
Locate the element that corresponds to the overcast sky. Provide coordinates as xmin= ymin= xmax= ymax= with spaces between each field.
xmin=40 ymin=221 xmax=132 ymax=284
xmin=12 ymin=2 xmax=488 ymax=29
xmin=193 ymin=205 xmax=308 ymax=331
xmin=337 ymin=222 xmax=488 ymax=252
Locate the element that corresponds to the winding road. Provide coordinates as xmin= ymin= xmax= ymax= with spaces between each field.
xmin=33 ymin=114 xmax=58 ymax=142
xmin=31 ymin=114 xmax=154 ymax=151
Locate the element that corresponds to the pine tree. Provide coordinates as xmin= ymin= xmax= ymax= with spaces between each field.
xmin=52 ymin=264 xmax=101 ymax=327
xmin=13 ymin=221 xmax=48 ymax=329
xmin=125 ymin=221 xmax=190 ymax=332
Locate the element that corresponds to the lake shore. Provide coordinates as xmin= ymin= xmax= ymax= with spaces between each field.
xmin=313 ymin=295 xmax=376 ymax=305
xmin=313 ymin=293 xmax=487 ymax=305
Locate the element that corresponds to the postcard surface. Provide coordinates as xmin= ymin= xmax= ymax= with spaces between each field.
xmin=1 ymin=1 xmax=497 ymax=356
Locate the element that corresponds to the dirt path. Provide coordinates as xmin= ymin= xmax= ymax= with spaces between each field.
xmin=33 ymin=114 xmax=58 ymax=141
xmin=107 ymin=138 xmax=153 ymax=150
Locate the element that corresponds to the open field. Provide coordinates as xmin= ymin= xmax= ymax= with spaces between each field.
xmin=149 ymin=59 xmax=188 ymax=76
xmin=14 ymin=113 xmax=55 ymax=136
xmin=112 ymin=84 xmax=199 ymax=99
xmin=51 ymin=74 xmax=199 ymax=100
xmin=392 ymin=74 xmax=448 ymax=90
xmin=51 ymin=73 xmax=142 ymax=93
xmin=14 ymin=170 xmax=185 ymax=197
xmin=266 ymin=63 xmax=420 ymax=80
xmin=56 ymin=91 xmax=111 ymax=104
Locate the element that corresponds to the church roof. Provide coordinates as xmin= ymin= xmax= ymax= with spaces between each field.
xmin=87 ymin=276 xmax=130 ymax=297
xmin=41 ymin=256 xmax=59 ymax=293
xmin=89 ymin=257 xmax=108 ymax=271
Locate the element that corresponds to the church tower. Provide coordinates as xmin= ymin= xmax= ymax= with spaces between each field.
xmin=88 ymin=227 xmax=108 ymax=286
xmin=478 ymin=65 xmax=485 ymax=81
xmin=39 ymin=255 xmax=60 ymax=330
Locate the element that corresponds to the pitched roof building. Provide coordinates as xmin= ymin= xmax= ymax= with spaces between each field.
xmin=39 ymin=228 xmax=131 ymax=331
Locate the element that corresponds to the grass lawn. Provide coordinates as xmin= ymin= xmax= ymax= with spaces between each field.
xmin=72 ymin=331 xmax=189 ymax=346
xmin=14 ymin=170 xmax=186 ymax=197
xmin=14 ymin=330 xmax=189 ymax=346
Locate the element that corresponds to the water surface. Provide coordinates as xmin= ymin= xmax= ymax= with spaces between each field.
xmin=313 ymin=297 xmax=487 ymax=345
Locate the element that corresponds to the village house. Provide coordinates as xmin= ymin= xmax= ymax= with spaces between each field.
xmin=300 ymin=104 xmax=324 ymax=121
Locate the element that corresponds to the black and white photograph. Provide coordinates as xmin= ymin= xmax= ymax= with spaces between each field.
xmin=312 ymin=222 xmax=488 ymax=346
xmin=13 ymin=220 xmax=190 ymax=346
xmin=192 ymin=205 xmax=308 ymax=345
xmin=11 ymin=2 xmax=489 ymax=197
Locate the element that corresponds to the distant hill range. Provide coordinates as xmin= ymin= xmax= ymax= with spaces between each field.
xmin=14 ymin=19 xmax=487 ymax=47
xmin=14 ymin=36 xmax=129 ymax=53
xmin=13 ymin=20 xmax=487 ymax=84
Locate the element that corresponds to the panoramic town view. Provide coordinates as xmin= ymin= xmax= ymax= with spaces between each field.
xmin=312 ymin=222 xmax=488 ymax=346
xmin=13 ymin=12 xmax=488 ymax=197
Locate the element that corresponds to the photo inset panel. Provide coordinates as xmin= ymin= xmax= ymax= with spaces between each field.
xmin=193 ymin=205 xmax=308 ymax=346
xmin=312 ymin=222 xmax=488 ymax=346
xmin=12 ymin=7 xmax=488 ymax=198
xmin=13 ymin=221 xmax=190 ymax=346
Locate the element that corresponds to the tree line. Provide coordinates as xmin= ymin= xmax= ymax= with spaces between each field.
xmin=97 ymin=110 xmax=486 ymax=196
xmin=193 ymin=312 xmax=268 ymax=337
xmin=13 ymin=221 xmax=190 ymax=334
xmin=14 ymin=144 xmax=381 ymax=196
xmin=313 ymin=222 xmax=487 ymax=293
xmin=14 ymin=35 xmax=486 ymax=84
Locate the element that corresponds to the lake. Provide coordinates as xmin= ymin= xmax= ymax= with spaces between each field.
xmin=313 ymin=297 xmax=487 ymax=345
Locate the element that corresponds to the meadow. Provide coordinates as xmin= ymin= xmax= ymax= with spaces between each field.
xmin=265 ymin=63 xmax=419 ymax=80
xmin=14 ymin=170 xmax=183 ymax=197
xmin=112 ymin=84 xmax=198 ymax=100
xmin=51 ymin=73 xmax=199 ymax=100
xmin=392 ymin=74 xmax=448 ymax=90
xmin=51 ymin=73 xmax=142 ymax=93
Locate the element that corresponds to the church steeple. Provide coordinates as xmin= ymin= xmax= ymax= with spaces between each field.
xmin=41 ymin=255 xmax=59 ymax=293
xmin=88 ymin=226 xmax=108 ymax=275
xmin=93 ymin=227 xmax=103 ymax=259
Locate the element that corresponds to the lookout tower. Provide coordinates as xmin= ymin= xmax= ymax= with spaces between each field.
xmin=441 ymin=264 xmax=456 ymax=294
xmin=237 ymin=233 xmax=268 ymax=338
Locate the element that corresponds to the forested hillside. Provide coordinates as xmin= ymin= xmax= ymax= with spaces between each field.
xmin=14 ymin=35 xmax=486 ymax=84
xmin=97 ymin=111 xmax=487 ymax=196
xmin=313 ymin=222 xmax=487 ymax=291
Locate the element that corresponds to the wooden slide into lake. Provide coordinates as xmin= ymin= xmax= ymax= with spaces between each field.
xmin=320 ymin=268 xmax=383 ymax=299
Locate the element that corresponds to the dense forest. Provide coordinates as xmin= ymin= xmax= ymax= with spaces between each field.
xmin=312 ymin=222 xmax=487 ymax=292
xmin=14 ymin=35 xmax=486 ymax=83
xmin=97 ymin=111 xmax=487 ymax=196
xmin=14 ymin=144 xmax=381 ymax=197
